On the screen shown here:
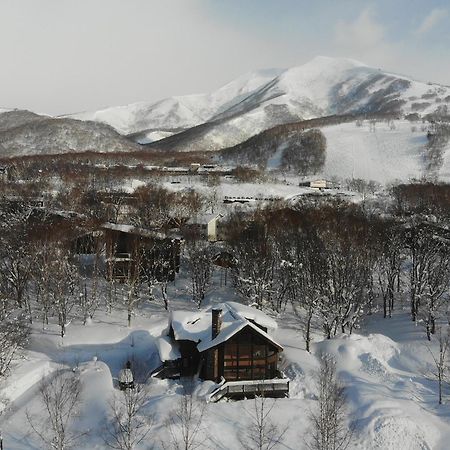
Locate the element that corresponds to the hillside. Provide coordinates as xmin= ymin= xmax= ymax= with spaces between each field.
xmin=0 ymin=111 xmax=141 ymax=158
xmin=0 ymin=110 xmax=48 ymax=133
xmin=219 ymin=117 xmax=450 ymax=183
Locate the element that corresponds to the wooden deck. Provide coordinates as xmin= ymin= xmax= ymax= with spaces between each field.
xmin=208 ymin=378 xmax=289 ymax=402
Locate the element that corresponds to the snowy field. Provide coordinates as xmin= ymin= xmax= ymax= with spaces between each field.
xmin=321 ymin=120 xmax=449 ymax=184
xmin=1 ymin=265 xmax=449 ymax=450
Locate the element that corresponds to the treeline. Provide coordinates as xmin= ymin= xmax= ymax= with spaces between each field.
xmin=0 ymin=149 xmax=213 ymax=179
xmin=220 ymin=127 xmax=326 ymax=174
xmin=223 ymin=183 xmax=450 ymax=349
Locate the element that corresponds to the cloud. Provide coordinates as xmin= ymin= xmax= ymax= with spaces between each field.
xmin=417 ymin=8 xmax=448 ymax=34
xmin=333 ymin=8 xmax=400 ymax=67
xmin=335 ymin=8 xmax=385 ymax=52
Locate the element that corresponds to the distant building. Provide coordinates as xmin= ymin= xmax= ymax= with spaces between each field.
xmin=186 ymin=213 xmax=223 ymax=242
xmin=189 ymin=163 xmax=201 ymax=172
xmin=102 ymin=223 xmax=181 ymax=283
xmin=299 ymin=179 xmax=338 ymax=189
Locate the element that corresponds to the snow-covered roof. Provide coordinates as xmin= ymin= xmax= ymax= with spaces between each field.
xmin=169 ymin=302 xmax=281 ymax=353
xmin=155 ymin=335 xmax=181 ymax=362
xmin=186 ymin=213 xmax=222 ymax=225
xmin=101 ymin=222 xmax=166 ymax=240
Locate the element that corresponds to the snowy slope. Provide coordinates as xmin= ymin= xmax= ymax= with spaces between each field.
xmin=67 ymin=68 xmax=284 ymax=135
xmin=321 ymin=120 xmax=432 ymax=183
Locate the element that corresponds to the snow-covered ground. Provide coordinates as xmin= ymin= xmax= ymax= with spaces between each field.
xmin=1 ymin=265 xmax=449 ymax=450
xmin=322 ymin=120 xmax=431 ymax=183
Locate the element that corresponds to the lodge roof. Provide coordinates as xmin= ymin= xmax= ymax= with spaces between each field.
xmin=162 ymin=302 xmax=281 ymax=359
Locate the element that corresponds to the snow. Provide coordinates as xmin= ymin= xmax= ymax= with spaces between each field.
xmin=1 ymin=257 xmax=450 ymax=449
xmin=226 ymin=301 xmax=277 ymax=330
xmin=186 ymin=213 xmax=221 ymax=225
xmin=135 ymin=130 xmax=175 ymax=144
xmin=101 ymin=222 xmax=166 ymax=239
xmin=155 ymin=336 xmax=181 ymax=362
xmin=169 ymin=302 xmax=280 ymax=352
xmin=321 ymin=120 xmax=443 ymax=183
xmin=66 ymin=68 xmax=284 ymax=135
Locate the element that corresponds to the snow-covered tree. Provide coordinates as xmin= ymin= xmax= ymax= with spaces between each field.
xmin=0 ymin=314 xmax=29 ymax=378
xmin=240 ymin=392 xmax=287 ymax=450
xmin=185 ymin=240 xmax=212 ymax=308
xmin=164 ymin=386 xmax=207 ymax=450
xmin=27 ymin=369 xmax=84 ymax=450
xmin=104 ymin=385 xmax=153 ymax=450
xmin=309 ymin=353 xmax=353 ymax=450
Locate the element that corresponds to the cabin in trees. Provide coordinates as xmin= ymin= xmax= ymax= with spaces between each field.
xmin=102 ymin=223 xmax=181 ymax=282
xmin=153 ymin=302 xmax=288 ymax=400
xmin=185 ymin=213 xmax=223 ymax=242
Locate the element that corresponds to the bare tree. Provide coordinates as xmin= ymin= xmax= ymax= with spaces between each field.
xmin=32 ymin=242 xmax=78 ymax=337
xmin=308 ymin=354 xmax=352 ymax=450
xmin=406 ymin=223 xmax=449 ymax=326
xmin=240 ymin=392 xmax=287 ymax=450
xmin=426 ymin=326 xmax=450 ymax=405
xmin=375 ymin=222 xmax=404 ymax=319
xmin=284 ymin=228 xmax=326 ymax=352
xmin=421 ymin=244 xmax=450 ymax=340
xmin=27 ymin=369 xmax=84 ymax=450
xmin=0 ymin=314 xmax=29 ymax=378
xmin=0 ymin=206 xmax=35 ymax=309
xmin=78 ymin=235 xmax=103 ymax=325
xmin=164 ymin=387 xmax=207 ymax=450
xmin=185 ymin=240 xmax=212 ymax=308
xmin=229 ymin=217 xmax=280 ymax=310
xmin=104 ymin=385 xmax=153 ymax=450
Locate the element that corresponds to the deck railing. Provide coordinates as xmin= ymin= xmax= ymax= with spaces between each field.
xmin=208 ymin=378 xmax=289 ymax=402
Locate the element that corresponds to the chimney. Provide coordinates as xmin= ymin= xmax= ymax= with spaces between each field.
xmin=211 ymin=308 xmax=222 ymax=340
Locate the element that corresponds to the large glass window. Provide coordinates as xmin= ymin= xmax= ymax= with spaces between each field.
xmin=222 ymin=332 xmax=277 ymax=381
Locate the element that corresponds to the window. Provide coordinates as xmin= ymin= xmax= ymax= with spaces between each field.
xmin=222 ymin=333 xmax=278 ymax=381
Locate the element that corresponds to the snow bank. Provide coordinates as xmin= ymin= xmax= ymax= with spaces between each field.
xmin=0 ymin=359 xmax=54 ymax=414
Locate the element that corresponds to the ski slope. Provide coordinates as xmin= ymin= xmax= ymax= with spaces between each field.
xmin=321 ymin=120 xmax=443 ymax=183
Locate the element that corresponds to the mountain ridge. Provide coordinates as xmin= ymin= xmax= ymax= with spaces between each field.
xmin=65 ymin=56 xmax=450 ymax=151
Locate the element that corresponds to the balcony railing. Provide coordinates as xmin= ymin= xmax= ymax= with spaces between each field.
xmin=208 ymin=378 xmax=289 ymax=402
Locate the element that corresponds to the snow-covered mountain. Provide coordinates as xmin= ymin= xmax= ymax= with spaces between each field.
xmin=66 ymin=68 xmax=285 ymax=136
xmin=68 ymin=56 xmax=450 ymax=152
xmin=2 ymin=56 xmax=449 ymax=159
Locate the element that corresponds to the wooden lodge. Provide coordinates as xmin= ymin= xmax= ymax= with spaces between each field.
xmin=102 ymin=223 xmax=181 ymax=283
xmin=153 ymin=302 xmax=288 ymax=400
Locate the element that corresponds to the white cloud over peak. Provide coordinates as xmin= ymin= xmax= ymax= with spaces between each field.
xmin=335 ymin=8 xmax=385 ymax=51
xmin=333 ymin=8 xmax=400 ymax=68
xmin=417 ymin=8 xmax=448 ymax=34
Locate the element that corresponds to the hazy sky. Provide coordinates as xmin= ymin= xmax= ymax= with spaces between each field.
xmin=1 ymin=0 xmax=449 ymax=115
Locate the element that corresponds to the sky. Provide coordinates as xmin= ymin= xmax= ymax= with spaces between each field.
xmin=0 ymin=0 xmax=449 ymax=115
